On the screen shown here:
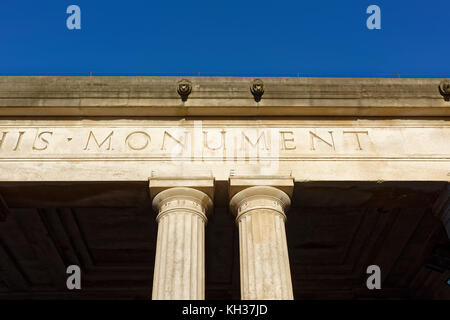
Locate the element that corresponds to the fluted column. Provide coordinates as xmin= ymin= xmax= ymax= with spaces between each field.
xmin=152 ymin=187 xmax=213 ymax=300
xmin=230 ymin=186 xmax=293 ymax=300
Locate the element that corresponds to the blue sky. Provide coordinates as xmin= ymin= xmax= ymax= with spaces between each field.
xmin=0 ymin=0 xmax=449 ymax=77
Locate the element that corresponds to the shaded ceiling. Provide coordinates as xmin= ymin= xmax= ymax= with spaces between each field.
xmin=0 ymin=181 xmax=449 ymax=299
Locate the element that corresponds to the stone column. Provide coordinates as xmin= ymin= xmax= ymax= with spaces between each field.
xmin=230 ymin=185 xmax=294 ymax=300
xmin=151 ymin=187 xmax=213 ymax=300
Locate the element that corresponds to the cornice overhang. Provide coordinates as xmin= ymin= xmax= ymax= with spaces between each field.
xmin=0 ymin=76 xmax=448 ymax=117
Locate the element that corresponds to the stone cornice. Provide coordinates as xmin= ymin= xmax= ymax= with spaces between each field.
xmin=0 ymin=76 xmax=449 ymax=117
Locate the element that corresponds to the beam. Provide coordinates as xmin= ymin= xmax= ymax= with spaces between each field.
xmin=0 ymin=192 xmax=9 ymax=221
xmin=433 ymin=183 xmax=450 ymax=239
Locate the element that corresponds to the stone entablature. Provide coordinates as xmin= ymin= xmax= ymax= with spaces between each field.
xmin=0 ymin=121 xmax=449 ymax=157
xmin=0 ymin=119 xmax=448 ymax=182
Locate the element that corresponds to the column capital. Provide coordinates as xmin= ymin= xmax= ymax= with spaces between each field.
xmin=152 ymin=187 xmax=213 ymax=223
xmin=230 ymin=186 xmax=291 ymax=222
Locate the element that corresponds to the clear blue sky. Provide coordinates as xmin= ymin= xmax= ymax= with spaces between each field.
xmin=1 ymin=0 xmax=449 ymax=77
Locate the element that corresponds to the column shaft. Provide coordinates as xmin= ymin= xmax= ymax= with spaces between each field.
xmin=152 ymin=187 xmax=212 ymax=300
xmin=231 ymin=186 xmax=293 ymax=300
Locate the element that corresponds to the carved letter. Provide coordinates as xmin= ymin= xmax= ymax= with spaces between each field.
xmin=83 ymin=131 xmax=114 ymax=151
xmin=126 ymin=131 xmax=151 ymax=151
xmin=0 ymin=132 xmax=7 ymax=149
xmin=309 ymin=131 xmax=335 ymax=151
xmin=13 ymin=131 xmax=25 ymax=151
xmin=33 ymin=131 xmax=53 ymax=151
xmin=343 ymin=131 xmax=369 ymax=150
xmin=241 ymin=131 xmax=270 ymax=150
xmin=280 ymin=131 xmax=296 ymax=150
xmin=203 ymin=130 xmax=226 ymax=151
xmin=160 ymin=131 xmax=188 ymax=151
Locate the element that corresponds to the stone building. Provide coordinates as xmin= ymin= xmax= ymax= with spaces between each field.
xmin=0 ymin=76 xmax=449 ymax=299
